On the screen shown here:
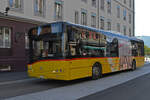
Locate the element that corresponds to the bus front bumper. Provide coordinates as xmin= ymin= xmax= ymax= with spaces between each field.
xmin=28 ymin=71 xmax=70 ymax=81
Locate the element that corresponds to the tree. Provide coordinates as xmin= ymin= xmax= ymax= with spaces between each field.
xmin=144 ymin=45 xmax=150 ymax=56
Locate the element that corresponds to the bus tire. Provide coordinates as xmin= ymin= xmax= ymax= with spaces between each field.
xmin=92 ymin=63 xmax=102 ymax=80
xmin=131 ymin=60 xmax=136 ymax=71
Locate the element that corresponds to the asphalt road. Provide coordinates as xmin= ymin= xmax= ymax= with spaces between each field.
xmin=0 ymin=72 xmax=28 ymax=82
xmin=0 ymin=64 xmax=150 ymax=100
xmin=79 ymin=68 xmax=150 ymax=100
xmin=0 ymin=75 xmax=91 ymax=100
xmin=0 ymin=79 xmax=61 ymax=99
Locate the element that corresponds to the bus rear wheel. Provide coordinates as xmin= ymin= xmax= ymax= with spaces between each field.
xmin=92 ymin=63 xmax=102 ymax=80
xmin=131 ymin=61 xmax=136 ymax=71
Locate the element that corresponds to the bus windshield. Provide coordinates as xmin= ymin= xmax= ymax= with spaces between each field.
xmin=32 ymin=39 xmax=62 ymax=60
xmin=29 ymin=23 xmax=64 ymax=62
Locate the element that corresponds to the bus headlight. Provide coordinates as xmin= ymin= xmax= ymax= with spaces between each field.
xmin=52 ymin=70 xmax=56 ymax=73
xmin=52 ymin=69 xmax=63 ymax=73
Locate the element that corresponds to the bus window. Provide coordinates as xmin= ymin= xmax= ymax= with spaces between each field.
xmin=131 ymin=40 xmax=144 ymax=57
xmin=69 ymin=44 xmax=76 ymax=56
xmin=32 ymin=40 xmax=62 ymax=59
xmin=88 ymin=49 xmax=104 ymax=57
xmin=85 ymin=31 xmax=89 ymax=39
xmin=67 ymin=26 xmax=80 ymax=42
xmin=141 ymin=42 xmax=144 ymax=56
xmin=109 ymin=38 xmax=118 ymax=57
xmin=82 ymin=46 xmax=105 ymax=57
xmin=67 ymin=26 xmax=73 ymax=41
xmin=33 ymin=40 xmax=42 ymax=57
xmin=131 ymin=42 xmax=138 ymax=56
xmin=137 ymin=42 xmax=144 ymax=56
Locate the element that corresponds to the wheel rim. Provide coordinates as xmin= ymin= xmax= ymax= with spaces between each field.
xmin=93 ymin=66 xmax=100 ymax=76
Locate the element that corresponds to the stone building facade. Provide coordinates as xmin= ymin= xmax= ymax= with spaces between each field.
xmin=0 ymin=0 xmax=135 ymax=71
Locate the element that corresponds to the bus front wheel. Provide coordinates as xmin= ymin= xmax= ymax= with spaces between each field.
xmin=92 ymin=63 xmax=102 ymax=80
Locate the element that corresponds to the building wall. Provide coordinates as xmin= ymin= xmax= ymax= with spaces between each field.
xmin=110 ymin=0 xmax=134 ymax=36
xmin=0 ymin=0 xmax=135 ymax=36
xmin=63 ymin=0 xmax=134 ymax=36
xmin=0 ymin=0 xmax=135 ymax=71
xmin=0 ymin=17 xmax=37 ymax=71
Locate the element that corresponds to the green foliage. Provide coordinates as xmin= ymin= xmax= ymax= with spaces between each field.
xmin=144 ymin=45 xmax=150 ymax=56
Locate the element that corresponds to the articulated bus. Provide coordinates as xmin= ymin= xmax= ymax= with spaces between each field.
xmin=28 ymin=21 xmax=144 ymax=80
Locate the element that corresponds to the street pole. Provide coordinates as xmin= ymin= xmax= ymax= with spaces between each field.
xmin=97 ymin=0 xmax=100 ymax=29
xmin=133 ymin=0 xmax=135 ymax=36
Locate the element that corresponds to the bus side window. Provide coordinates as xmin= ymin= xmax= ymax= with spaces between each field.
xmin=131 ymin=41 xmax=144 ymax=57
xmin=110 ymin=38 xmax=118 ymax=57
xmin=138 ymin=43 xmax=144 ymax=56
xmin=67 ymin=26 xmax=73 ymax=41
xmin=70 ymin=45 xmax=76 ymax=56
xmin=132 ymin=43 xmax=138 ymax=56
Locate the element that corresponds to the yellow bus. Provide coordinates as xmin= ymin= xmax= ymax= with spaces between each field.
xmin=28 ymin=22 xmax=144 ymax=80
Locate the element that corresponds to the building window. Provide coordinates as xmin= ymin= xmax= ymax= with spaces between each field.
xmin=9 ymin=0 xmax=23 ymax=11
xmin=107 ymin=0 xmax=111 ymax=14
xmin=100 ymin=0 xmax=105 ymax=10
xmin=0 ymin=27 xmax=11 ymax=48
xmin=129 ymin=0 xmax=132 ymax=8
xmin=81 ymin=0 xmax=87 ymax=3
xmin=92 ymin=0 xmax=96 ymax=8
xmin=107 ymin=21 xmax=111 ymax=30
xmin=91 ymin=13 xmax=96 ymax=28
xmin=81 ymin=9 xmax=87 ymax=25
xmin=129 ymin=13 xmax=131 ymax=24
xmin=100 ymin=17 xmax=105 ymax=30
xmin=123 ymin=9 xmax=127 ymax=21
xmin=9 ymin=0 xmax=21 ymax=8
xmin=75 ymin=11 xmax=79 ymax=24
xmin=34 ymin=0 xmax=45 ymax=17
xmin=124 ymin=0 xmax=126 ymax=4
xmin=54 ymin=1 xmax=63 ymax=20
xmin=117 ymin=6 xmax=120 ymax=18
xmin=25 ymin=33 xmax=29 ymax=49
xmin=117 ymin=23 xmax=120 ymax=32
xmin=123 ymin=26 xmax=126 ymax=36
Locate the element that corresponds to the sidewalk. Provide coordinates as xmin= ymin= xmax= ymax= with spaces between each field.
xmin=0 ymin=71 xmax=29 ymax=83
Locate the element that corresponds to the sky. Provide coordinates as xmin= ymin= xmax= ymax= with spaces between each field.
xmin=135 ymin=0 xmax=150 ymax=36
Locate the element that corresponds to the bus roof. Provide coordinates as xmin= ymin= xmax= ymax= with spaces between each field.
xmin=31 ymin=21 xmax=143 ymax=43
